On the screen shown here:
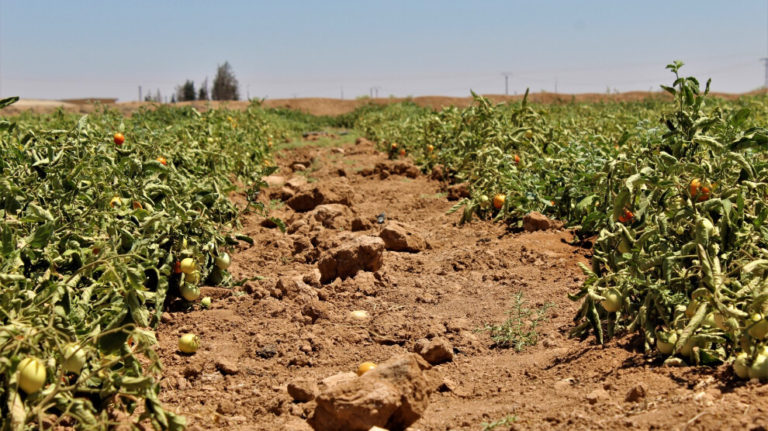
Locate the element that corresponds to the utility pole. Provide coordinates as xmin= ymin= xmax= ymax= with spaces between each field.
xmin=501 ymin=72 xmax=512 ymax=95
xmin=138 ymin=86 xmax=142 ymax=102
xmin=762 ymin=58 xmax=768 ymax=88
xmin=372 ymin=86 xmax=381 ymax=98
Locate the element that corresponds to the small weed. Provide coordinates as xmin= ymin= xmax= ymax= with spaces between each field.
xmin=481 ymin=415 xmax=518 ymax=430
xmin=268 ymin=199 xmax=285 ymax=210
xmin=419 ymin=192 xmax=447 ymax=200
xmin=479 ymin=292 xmax=553 ymax=351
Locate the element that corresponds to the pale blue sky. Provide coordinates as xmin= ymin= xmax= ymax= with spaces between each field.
xmin=1 ymin=1 xmax=766 ymax=101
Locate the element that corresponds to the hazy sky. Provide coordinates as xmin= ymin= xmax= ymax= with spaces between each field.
xmin=1 ymin=1 xmax=767 ymax=101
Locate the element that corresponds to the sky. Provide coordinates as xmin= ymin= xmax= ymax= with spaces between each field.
xmin=1 ymin=1 xmax=767 ymax=102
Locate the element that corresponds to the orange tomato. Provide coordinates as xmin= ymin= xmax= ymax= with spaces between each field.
xmin=132 ymin=201 xmax=143 ymax=210
xmin=426 ymin=144 xmax=434 ymax=152
xmin=617 ymin=208 xmax=634 ymax=224
xmin=156 ymin=156 xmax=167 ymax=165
xmin=514 ymin=154 xmax=521 ymax=164
xmin=390 ymin=142 xmax=398 ymax=150
xmin=113 ymin=133 xmax=125 ymax=146
xmin=357 ymin=362 xmax=377 ymax=376
xmin=689 ymin=179 xmax=710 ymax=202
xmin=399 ymin=149 xmax=406 ymax=157
xmin=492 ymin=194 xmax=506 ymax=210
xmin=173 ymin=261 xmax=182 ymax=274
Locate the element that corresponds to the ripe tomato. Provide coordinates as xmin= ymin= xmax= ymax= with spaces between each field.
xmin=357 ymin=361 xmax=377 ymax=376
xmin=113 ymin=133 xmax=125 ymax=146
xmin=492 ymin=193 xmax=506 ymax=210
xmin=399 ymin=149 xmax=406 ymax=157
xmin=156 ymin=156 xmax=167 ymax=165
xmin=514 ymin=154 xmax=521 ymax=164
xmin=109 ymin=196 xmax=122 ymax=208
xmin=426 ymin=144 xmax=434 ymax=152
xmin=617 ymin=208 xmax=634 ymax=224
xmin=689 ymin=179 xmax=710 ymax=202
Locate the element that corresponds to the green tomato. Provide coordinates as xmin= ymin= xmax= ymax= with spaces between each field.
xmin=214 ymin=253 xmax=231 ymax=270
xmin=749 ymin=354 xmax=768 ymax=380
xmin=180 ymin=283 xmax=200 ymax=301
xmin=201 ymin=297 xmax=212 ymax=308
xmin=178 ymin=334 xmax=199 ymax=354
xmin=180 ymin=258 xmax=196 ymax=275
xmin=185 ymin=270 xmax=201 ymax=285
xmin=601 ymin=289 xmax=622 ymax=313
xmin=733 ymin=352 xmax=750 ymax=379
xmin=656 ymin=331 xmax=678 ymax=355
xmin=62 ymin=343 xmax=87 ymax=374
xmin=18 ymin=357 xmax=46 ymax=394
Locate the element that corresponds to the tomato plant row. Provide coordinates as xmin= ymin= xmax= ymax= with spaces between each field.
xmin=353 ymin=63 xmax=768 ymax=378
xmin=0 ymin=100 xmax=326 ymax=428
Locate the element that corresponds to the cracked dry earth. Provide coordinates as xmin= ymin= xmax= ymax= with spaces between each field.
xmin=154 ymin=136 xmax=768 ymax=430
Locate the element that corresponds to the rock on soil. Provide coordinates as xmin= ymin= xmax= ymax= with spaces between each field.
xmin=286 ymin=183 xmax=354 ymax=212
xmin=317 ymin=235 xmax=385 ymax=283
xmin=379 ymin=221 xmax=425 ymax=253
xmin=522 ymin=211 xmax=563 ymax=232
xmin=288 ymin=379 xmax=319 ymax=403
xmin=413 ymin=338 xmax=454 ymax=365
xmin=446 ymin=183 xmax=470 ymax=200
xmin=308 ymin=354 xmax=432 ymax=431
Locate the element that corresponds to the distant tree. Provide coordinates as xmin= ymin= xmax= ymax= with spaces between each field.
xmin=171 ymin=94 xmax=177 ymax=103
xmin=155 ymin=89 xmax=162 ymax=103
xmin=198 ymin=78 xmax=209 ymax=101
xmin=176 ymin=80 xmax=196 ymax=102
xmin=212 ymin=62 xmax=239 ymax=101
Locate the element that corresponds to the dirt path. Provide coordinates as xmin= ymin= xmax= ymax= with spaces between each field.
xmin=154 ymin=136 xmax=768 ymax=431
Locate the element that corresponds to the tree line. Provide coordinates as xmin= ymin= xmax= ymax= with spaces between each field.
xmin=145 ymin=62 xmax=240 ymax=103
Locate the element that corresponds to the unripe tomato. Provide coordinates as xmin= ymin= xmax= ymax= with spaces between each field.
xmin=357 ymin=361 xmax=377 ymax=376
xmin=214 ymin=253 xmax=231 ymax=270
xmin=733 ymin=352 xmax=750 ymax=379
xmin=178 ymin=334 xmax=199 ymax=354
xmin=492 ymin=194 xmax=506 ymax=210
xmin=656 ymin=331 xmax=677 ymax=355
xmin=113 ymin=133 xmax=125 ymax=146
xmin=18 ymin=357 xmax=46 ymax=394
xmin=62 ymin=343 xmax=87 ymax=374
xmin=601 ymin=289 xmax=622 ymax=313
xmin=749 ymin=354 xmax=768 ymax=379
xmin=109 ymin=196 xmax=122 ymax=208
xmin=179 ymin=258 xmax=196 ymax=275
xmin=185 ymin=270 xmax=201 ymax=285
xmin=524 ymin=130 xmax=533 ymax=139
xmin=201 ymin=297 xmax=212 ymax=308
xmin=180 ymin=283 xmax=200 ymax=301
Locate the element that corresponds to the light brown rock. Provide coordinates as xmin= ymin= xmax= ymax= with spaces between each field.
xmin=379 ymin=221 xmax=425 ymax=253
xmin=288 ymin=379 xmax=319 ymax=402
xmin=308 ymin=354 xmax=432 ymax=431
xmin=446 ymin=183 xmax=470 ymax=200
xmin=317 ymin=235 xmax=385 ymax=283
xmin=522 ymin=211 xmax=563 ymax=232
xmin=414 ymin=338 xmax=453 ymax=365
